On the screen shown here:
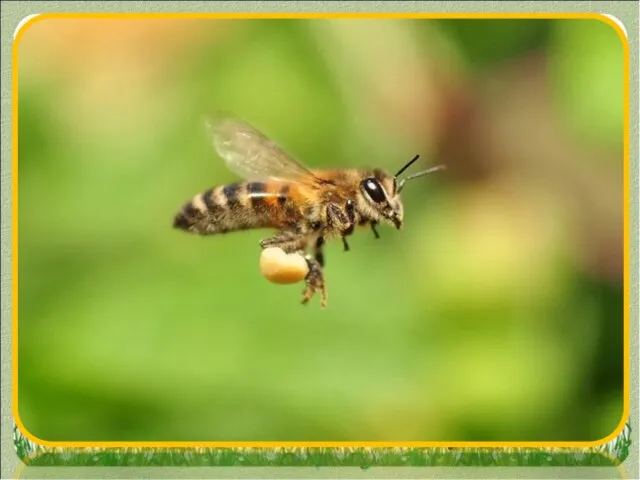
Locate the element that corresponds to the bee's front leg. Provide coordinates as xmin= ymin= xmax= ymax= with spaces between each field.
xmin=326 ymin=203 xmax=354 ymax=253
xmin=302 ymin=254 xmax=327 ymax=308
xmin=370 ymin=221 xmax=380 ymax=239
xmin=342 ymin=200 xmax=356 ymax=252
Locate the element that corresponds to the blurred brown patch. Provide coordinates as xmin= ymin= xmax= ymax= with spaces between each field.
xmin=418 ymin=53 xmax=623 ymax=284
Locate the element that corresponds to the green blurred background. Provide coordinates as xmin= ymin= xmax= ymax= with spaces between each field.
xmin=17 ymin=17 xmax=625 ymax=442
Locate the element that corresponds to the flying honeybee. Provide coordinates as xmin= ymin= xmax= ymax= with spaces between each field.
xmin=173 ymin=116 xmax=445 ymax=308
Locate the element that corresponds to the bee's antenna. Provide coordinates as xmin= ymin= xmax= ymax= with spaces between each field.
xmin=394 ymin=154 xmax=421 ymax=178
xmin=397 ymin=165 xmax=446 ymax=193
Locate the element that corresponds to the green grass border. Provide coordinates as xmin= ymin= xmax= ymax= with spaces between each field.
xmin=13 ymin=421 xmax=632 ymax=467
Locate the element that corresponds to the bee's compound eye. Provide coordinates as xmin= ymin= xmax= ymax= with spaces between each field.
xmin=362 ymin=178 xmax=386 ymax=203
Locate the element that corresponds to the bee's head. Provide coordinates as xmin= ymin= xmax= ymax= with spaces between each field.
xmin=358 ymin=171 xmax=405 ymax=229
xmin=358 ymin=156 xmax=445 ymax=230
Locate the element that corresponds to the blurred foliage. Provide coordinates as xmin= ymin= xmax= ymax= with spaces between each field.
xmin=16 ymin=17 xmax=625 ymax=443
xmin=435 ymin=19 xmax=552 ymax=69
xmin=549 ymin=19 xmax=625 ymax=151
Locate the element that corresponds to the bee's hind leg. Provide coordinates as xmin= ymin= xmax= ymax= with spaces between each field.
xmin=260 ymin=231 xmax=327 ymax=308
xmin=301 ymin=254 xmax=327 ymax=308
xmin=260 ymin=231 xmax=306 ymax=253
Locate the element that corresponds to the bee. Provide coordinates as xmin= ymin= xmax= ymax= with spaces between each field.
xmin=173 ymin=115 xmax=445 ymax=308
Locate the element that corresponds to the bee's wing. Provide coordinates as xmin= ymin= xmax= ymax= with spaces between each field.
xmin=207 ymin=115 xmax=320 ymax=185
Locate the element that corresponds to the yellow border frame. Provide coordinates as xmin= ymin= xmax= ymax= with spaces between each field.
xmin=11 ymin=11 xmax=631 ymax=450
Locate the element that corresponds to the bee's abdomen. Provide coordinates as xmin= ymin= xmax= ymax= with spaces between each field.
xmin=173 ymin=182 xmax=293 ymax=235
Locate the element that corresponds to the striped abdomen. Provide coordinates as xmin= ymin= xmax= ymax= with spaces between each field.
xmin=173 ymin=181 xmax=303 ymax=235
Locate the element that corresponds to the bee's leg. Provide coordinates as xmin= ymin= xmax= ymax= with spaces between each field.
xmin=314 ymin=236 xmax=325 ymax=267
xmin=301 ymin=254 xmax=327 ymax=308
xmin=370 ymin=221 xmax=380 ymax=239
xmin=326 ymin=203 xmax=352 ymax=253
xmin=260 ymin=231 xmax=326 ymax=308
xmin=342 ymin=200 xmax=356 ymax=252
xmin=260 ymin=231 xmax=296 ymax=249
xmin=260 ymin=231 xmax=307 ymax=254
xmin=341 ymin=223 xmax=355 ymax=252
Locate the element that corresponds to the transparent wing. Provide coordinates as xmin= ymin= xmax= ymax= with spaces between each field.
xmin=206 ymin=115 xmax=319 ymax=183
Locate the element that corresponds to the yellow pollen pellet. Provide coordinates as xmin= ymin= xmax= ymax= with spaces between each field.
xmin=259 ymin=247 xmax=309 ymax=285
